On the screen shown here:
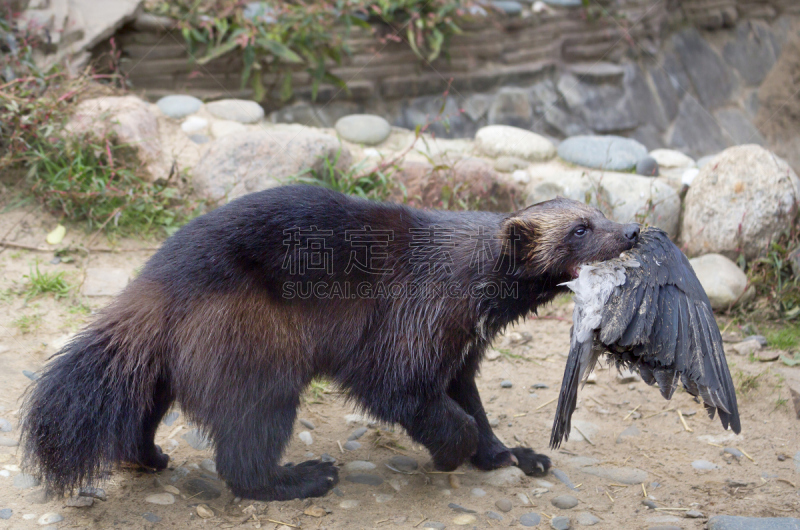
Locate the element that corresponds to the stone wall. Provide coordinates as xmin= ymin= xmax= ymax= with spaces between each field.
xmin=96 ymin=0 xmax=800 ymax=163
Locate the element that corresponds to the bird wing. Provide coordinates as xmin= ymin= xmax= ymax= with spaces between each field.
xmin=598 ymin=228 xmax=741 ymax=434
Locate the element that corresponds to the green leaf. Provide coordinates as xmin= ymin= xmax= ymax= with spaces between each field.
xmin=241 ymin=45 xmax=255 ymax=88
xmin=255 ymin=37 xmax=303 ymax=63
xmin=780 ymin=353 xmax=800 ymax=366
xmin=252 ymin=73 xmax=266 ymax=103
xmin=280 ymin=71 xmax=294 ymax=102
xmin=197 ymin=37 xmax=240 ymax=65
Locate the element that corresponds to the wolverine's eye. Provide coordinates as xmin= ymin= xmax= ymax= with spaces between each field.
xmin=573 ymin=226 xmax=588 ymax=238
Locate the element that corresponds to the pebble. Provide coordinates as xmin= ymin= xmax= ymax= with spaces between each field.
xmin=557 ymin=135 xmax=647 ymax=171
xmin=183 ymin=478 xmax=222 ymax=500
xmin=724 ymin=447 xmax=744 ymax=459
xmin=142 ymin=512 xmax=161 ymax=523
xmin=0 ymin=509 xmax=10 ymax=520
xmin=577 ymin=512 xmax=600 ymax=526
xmin=0 ymin=437 xmax=18 ymax=447
xmin=23 ymin=514 xmax=36 ymax=520
xmin=642 ymin=499 xmax=658 ymax=509
xmin=452 ymin=514 xmax=477 ymax=526
xmin=387 ymin=455 xmax=418 ymax=472
xmin=65 ymin=495 xmax=93 ymax=507
xmin=349 ymin=427 xmax=368 ymax=440
xmin=335 ymin=114 xmax=391 ymax=146
xmin=339 ymin=499 xmax=358 ymax=509
xmin=500 ymin=380 xmax=513 ymax=388
xmin=206 ymin=99 xmax=264 ymax=124
xmin=321 ymin=453 xmax=337 ymax=463
xmin=489 ymin=417 xmax=500 ymax=428
xmin=636 ymin=156 xmax=660 ymax=176
xmin=157 ymin=95 xmax=203 ymax=118
xmin=344 ymin=461 xmax=376 ymax=472
xmin=532 ymin=383 xmax=549 ymax=389
xmin=299 ymin=419 xmax=315 ymax=430
xmin=649 ymin=149 xmax=696 ymax=169
xmin=13 ymin=473 xmax=39 ymax=489
xmin=345 ymin=474 xmax=383 ymax=486
xmin=423 ymin=523 xmax=446 ymax=530
xmin=37 ymin=513 xmax=63 ymax=526
xmin=79 ymin=487 xmax=107 ymax=501
xmin=298 ymin=431 xmax=313 ymax=445
xmin=617 ymin=425 xmax=641 ymax=443
xmin=343 ymin=441 xmax=361 ymax=451
xmin=170 ymin=467 xmax=190 ymax=483
xmin=0 ymin=419 xmax=11 ymax=432
xmin=551 ymin=516 xmax=572 ymax=530
xmin=692 ymin=460 xmax=719 ymax=471
xmin=582 ymin=466 xmax=648 ymax=484
xmin=475 ymin=125 xmax=556 ymax=162
xmin=568 ymin=420 xmax=599 ymax=443
xmin=518 ymin=492 xmax=530 ymax=505
xmin=707 ymin=515 xmax=800 ymax=529
xmin=685 ymin=510 xmax=705 ymax=518
xmin=182 ymin=428 xmax=211 ymax=450
xmin=471 ymin=488 xmax=486 ymax=497
xmin=375 ymin=493 xmax=393 ymax=503
xmin=551 ymin=468 xmax=577 ymax=489
xmin=162 ymin=411 xmax=179 ymax=426
xmin=495 ymin=498 xmax=513 ymax=512
xmin=196 ymin=504 xmax=214 ymax=519
xmin=487 ymin=511 xmax=503 ymax=521
xmin=145 ymin=493 xmax=175 ymax=505
xmin=181 ymin=116 xmax=208 ymax=134
xmin=201 ymin=458 xmax=217 ymax=474
xmin=448 ymin=503 xmax=476 ymax=513
xmin=520 ymin=513 xmax=542 ymax=527
xmin=483 ymin=466 xmax=525 ymax=486
xmin=551 ymin=494 xmax=579 ymax=509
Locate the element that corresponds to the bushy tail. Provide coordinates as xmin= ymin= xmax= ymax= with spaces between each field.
xmin=20 ymin=327 xmax=163 ymax=496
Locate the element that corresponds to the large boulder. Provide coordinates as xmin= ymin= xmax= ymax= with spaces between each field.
xmin=192 ymin=129 xmax=351 ymax=202
xmin=681 ymin=145 xmax=800 ymax=260
xmin=65 ymin=96 xmax=165 ymax=180
xmin=525 ymin=163 xmax=681 ymax=238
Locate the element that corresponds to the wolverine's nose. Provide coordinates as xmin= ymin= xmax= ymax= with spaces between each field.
xmin=624 ymin=224 xmax=640 ymax=243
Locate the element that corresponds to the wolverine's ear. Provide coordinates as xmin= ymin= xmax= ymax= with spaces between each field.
xmin=500 ymin=215 xmax=538 ymax=267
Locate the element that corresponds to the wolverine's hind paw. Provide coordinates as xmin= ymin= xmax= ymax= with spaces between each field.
xmin=511 ymin=447 xmax=551 ymax=476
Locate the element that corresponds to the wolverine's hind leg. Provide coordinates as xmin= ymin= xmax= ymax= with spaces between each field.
xmin=134 ymin=377 xmax=172 ymax=470
xmin=210 ymin=377 xmax=338 ymax=501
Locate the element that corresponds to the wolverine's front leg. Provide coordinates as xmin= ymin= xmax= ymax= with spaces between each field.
xmin=447 ymin=359 xmax=551 ymax=476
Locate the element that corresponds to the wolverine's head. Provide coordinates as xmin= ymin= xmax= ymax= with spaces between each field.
xmin=501 ymin=197 xmax=640 ymax=282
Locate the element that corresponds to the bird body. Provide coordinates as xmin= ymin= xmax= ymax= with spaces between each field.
xmin=551 ymin=227 xmax=741 ymax=448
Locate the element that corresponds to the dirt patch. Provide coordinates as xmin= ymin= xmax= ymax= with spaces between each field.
xmin=0 ymin=206 xmax=799 ymax=530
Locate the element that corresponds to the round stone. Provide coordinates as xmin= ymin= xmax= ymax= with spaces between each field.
xmin=299 ymin=419 xmax=315 ymax=430
xmin=0 ymin=418 xmax=11 ymax=432
xmin=349 ymin=426 xmax=368 ymax=440
xmin=724 ymin=447 xmax=744 ymax=459
xmin=196 ymin=504 xmax=214 ymax=519
xmin=636 ymin=156 xmax=659 ymax=177
xmin=691 ymin=460 xmax=719 ymax=471
xmin=38 ymin=512 xmax=64 ymax=525
xmin=206 ymin=99 xmax=264 ymax=124
xmin=500 ymin=380 xmax=513 ymax=388
xmin=551 ymin=494 xmax=579 ymax=509
xmin=156 ymin=95 xmax=202 ymax=119
xmin=344 ymin=461 xmax=376 ymax=472
xmin=343 ymin=440 xmax=361 ymax=451
xmin=475 ymin=125 xmax=556 ymax=162
xmin=551 ymin=515 xmax=571 ymax=530
xmin=339 ymin=500 xmax=359 ymax=509
xmin=471 ymin=488 xmax=486 ymax=497
xmin=200 ymin=459 xmax=217 ymax=474
xmin=183 ymin=478 xmax=222 ymax=500
xmin=494 ymin=499 xmax=514 ymax=513
xmin=0 ymin=509 xmax=11 ymax=519
xmin=423 ymin=523 xmax=446 ymax=530
xmin=145 ymin=493 xmax=175 ymax=505
xmin=642 ymin=499 xmax=658 ymax=509
xmin=181 ymin=116 xmax=208 ymax=134
xmin=388 ymin=455 xmax=418 ymax=472
xmin=453 ymin=514 xmax=477 ymax=525
xmin=577 ymin=512 xmax=600 ymax=526
xmin=345 ymin=473 xmax=384 ymax=486
xmin=520 ymin=513 xmax=542 ymax=526
xmin=298 ymin=431 xmax=313 ymax=445
xmin=557 ymin=135 xmax=648 ymax=171
xmin=335 ymin=114 xmax=391 ymax=146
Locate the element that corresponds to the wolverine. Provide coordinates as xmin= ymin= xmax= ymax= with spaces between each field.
xmin=21 ymin=185 xmax=640 ymax=502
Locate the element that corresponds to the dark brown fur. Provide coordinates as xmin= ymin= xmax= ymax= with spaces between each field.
xmin=20 ymin=186 xmax=639 ymax=501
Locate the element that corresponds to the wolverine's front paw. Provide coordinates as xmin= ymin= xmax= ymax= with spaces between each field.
xmin=511 ymin=447 xmax=550 ymax=476
xmin=471 ymin=448 xmax=517 ymax=471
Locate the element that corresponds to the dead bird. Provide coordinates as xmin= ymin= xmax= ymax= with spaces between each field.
xmin=550 ymin=227 xmax=741 ymax=448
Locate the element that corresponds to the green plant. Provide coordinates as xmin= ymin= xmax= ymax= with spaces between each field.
xmin=22 ymin=262 xmax=72 ymax=300
xmin=303 ymin=377 xmax=331 ymax=404
xmin=734 ymin=370 xmax=763 ymax=395
xmin=13 ymin=313 xmax=42 ymax=334
xmin=765 ymin=325 xmax=800 ymax=350
xmin=289 ymin=149 xmax=397 ymax=202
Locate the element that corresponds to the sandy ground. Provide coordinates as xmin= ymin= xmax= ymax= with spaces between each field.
xmin=1 ymin=204 xmax=799 ymax=530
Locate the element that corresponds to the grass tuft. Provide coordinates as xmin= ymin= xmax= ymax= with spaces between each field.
xmin=22 ymin=262 xmax=72 ymax=300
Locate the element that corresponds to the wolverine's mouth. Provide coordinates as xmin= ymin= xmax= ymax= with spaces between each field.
xmin=569 ymin=265 xmax=581 ymax=279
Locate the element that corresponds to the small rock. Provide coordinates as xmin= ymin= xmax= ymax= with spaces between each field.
xmin=486 ymin=349 xmax=501 ymax=361
xmin=448 ymin=503 xmax=476 ymax=514
xmin=636 ymin=156 xmax=659 ymax=177
xmin=160 ymin=483 xmax=180 ymax=495
xmin=169 ymin=467 xmax=190 ymax=483
xmin=142 ymin=512 xmax=161 ymax=523
xmin=321 ymin=453 xmax=336 ymax=463
xmin=453 ymin=514 xmax=476 ymax=525
xmin=691 ymin=460 xmax=719 ymax=471
xmin=387 ymin=455 xmax=418 ymax=472
xmin=552 ymin=516 xmax=572 ymax=530
xmin=79 ymin=487 xmax=107 ymax=501
xmin=375 ymin=493 xmax=393 ymax=503
xmin=66 ymin=495 xmax=93 ymax=507
xmin=339 ymin=500 xmax=359 ymax=509
xmin=181 ymin=116 xmax=208 ymax=134
xmin=206 ymin=99 xmax=264 ymax=124
xmin=344 ymin=461 xmax=376 ymax=472
xmin=520 ymin=513 xmax=543 ymax=527
xmin=552 ymin=468 xmax=577 ymax=489
xmin=707 ymin=515 xmax=800 ymax=529
xmin=0 ymin=437 xmax=17 ymax=447
xmin=568 ymin=420 xmax=599 ymax=443
xmin=642 ymin=499 xmax=658 ymax=509
xmin=577 ymin=512 xmax=600 ymax=526
xmin=501 ymin=380 xmax=513 ymax=388
xmin=730 ymin=339 xmax=762 ymax=356
xmin=343 ymin=441 xmax=361 ymax=451
xmin=162 ymin=411 xmax=179 ymax=426
xmin=723 ymin=448 xmax=744 ymax=459
xmin=471 ymin=488 xmax=486 ymax=497
xmin=475 ymin=125 xmax=556 ymax=162
xmin=685 ymin=510 xmax=705 ymax=518
xmin=744 ymin=335 xmax=768 ymax=347
xmin=551 ymin=494 xmax=579 ymax=509
xmin=496 ymin=498 xmax=513 ymax=512
xmin=25 ymin=488 xmax=48 ymax=504
xmin=532 ymin=383 xmax=549 ymax=389
xmin=617 ymin=425 xmax=641 ymax=443
xmin=349 ymin=427 xmax=368 ymax=440
xmin=489 ymin=417 xmax=500 ymax=428
xmin=22 ymin=370 xmax=39 ymax=381
xmin=335 ymin=115 xmax=391 ymax=146
xmin=0 ymin=419 xmax=11 ymax=432
xmin=483 ymin=466 xmax=525 ymax=486
xmin=196 ymin=504 xmax=214 ymax=519
xmin=423 ymin=522 xmax=446 ymax=529
xmin=649 ymin=149 xmax=696 ymax=169
xmin=557 ymin=135 xmax=648 ymax=171
xmin=345 ymin=474 xmax=383 ymax=486
xmin=183 ymin=478 xmax=222 ymax=500
xmin=182 ymin=428 xmax=211 ymax=450
xmin=38 ymin=513 xmax=64 ymax=526
xmin=299 ymin=419 xmax=315 ymax=430
xmin=487 ymin=510 xmax=503 ymax=521
xmin=0 ymin=509 xmax=11 ymax=520
xmin=200 ymin=458 xmax=217 ymax=474
xmin=145 ymin=493 xmax=175 ymax=505
xmin=298 ymin=431 xmax=313 ymax=445
xmin=13 ymin=473 xmax=39 ymax=490
xmin=156 ymin=95 xmax=203 ymax=119
xmin=304 ymin=505 xmax=327 ymax=517
xmin=688 ymin=254 xmax=748 ymax=310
